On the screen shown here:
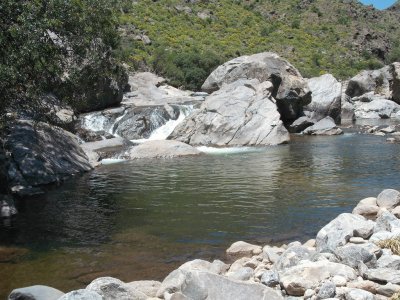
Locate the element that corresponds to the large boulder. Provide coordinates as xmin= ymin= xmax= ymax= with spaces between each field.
xmin=305 ymin=74 xmax=342 ymax=122
xmin=201 ymin=52 xmax=311 ymax=122
xmin=376 ymin=189 xmax=400 ymax=209
xmin=127 ymin=140 xmax=201 ymax=159
xmin=4 ymin=120 xmax=92 ymax=194
xmin=58 ymin=290 xmax=102 ymax=300
xmin=316 ymin=213 xmax=374 ymax=253
xmin=8 ymin=285 xmax=64 ymax=300
xmin=170 ymin=79 xmax=290 ymax=146
xmin=157 ymin=269 xmax=284 ymax=300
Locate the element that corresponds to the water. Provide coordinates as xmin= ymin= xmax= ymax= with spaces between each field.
xmin=1 ymin=133 xmax=400 ymax=297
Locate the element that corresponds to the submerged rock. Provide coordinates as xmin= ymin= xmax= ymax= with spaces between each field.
xmin=127 ymin=140 xmax=201 ymax=159
xmin=170 ymin=79 xmax=290 ymax=146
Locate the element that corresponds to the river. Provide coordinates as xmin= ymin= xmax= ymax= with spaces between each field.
xmin=1 ymin=128 xmax=400 ymax=297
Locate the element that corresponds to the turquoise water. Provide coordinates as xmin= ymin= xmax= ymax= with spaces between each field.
xmin=1 ymin=132 xmax=400 ymax=297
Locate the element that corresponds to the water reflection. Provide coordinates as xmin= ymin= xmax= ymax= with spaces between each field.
xmin=1 ymin=133 xmax=400 ymax=297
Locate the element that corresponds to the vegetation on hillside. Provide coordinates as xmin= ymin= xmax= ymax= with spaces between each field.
xmin=0 ymin=0 xmax=123 ymax=122
xmin=117 ymin=0 xmax=400 ymax=90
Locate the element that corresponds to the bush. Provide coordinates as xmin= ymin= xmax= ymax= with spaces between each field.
xmin=153 ymin=48 xmax=223 ymax=90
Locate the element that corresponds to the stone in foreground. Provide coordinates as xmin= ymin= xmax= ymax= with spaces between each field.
xmin=157 ymin=269 xmax=283 ymax=300
xmin=226 ymin=241 xmax=262 ymax=259
xmin=57 ymin=289 xmax=102 ymax=300
xmin=376 ymin=189 xmax=400 ymax=209
xmin=279 ymin=261 xmax=357 ymax=296
xmin=127 ymin=140 xmax=201 ymax=159
xmin=302 ymin=116 xmax=343 ymax=135
xmin=8 ymin=285 xmax=64 ymax=300
xmin=86 ymin=277 xmax=147 ymax=300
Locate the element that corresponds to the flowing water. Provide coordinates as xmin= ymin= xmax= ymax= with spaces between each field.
xmin=1 ymin=128 xmax=400 ymax=297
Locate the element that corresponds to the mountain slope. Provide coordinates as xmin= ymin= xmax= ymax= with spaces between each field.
xmin=117 ymin=0 xmax=400 ymax=89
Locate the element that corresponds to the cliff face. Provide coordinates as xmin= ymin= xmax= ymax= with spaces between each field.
xmin=119 ymin=0 xmax=400 ymax=87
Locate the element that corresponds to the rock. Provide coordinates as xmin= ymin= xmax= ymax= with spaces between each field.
xmin=304 ymin=239 xmax=316 ymax=248
xmin=305 ymin=74 xmax=342 ymax=122
xmin=392 ymin=206 xmax=400 ymax=218
xmin=260 ymin=270 xmax=280 ymax=287
xmin=86 ymin=277 xmax=147 ymax=300
xmin=125 ymin=281 xmax=161 ymax=298
xmin=279 ymin=261 xmax=357 ymax=296
xmin=127 ymin=140 xmax=201 ymax=159
xmin=341 ymin=101 xmax=356 ymax=122
xmin=354 ymin=99 xmax=400 ymax=119
xmin=380 ymin=126 xmax=396 ymax=134
xmin=302 ymin=116 xmax=343 ymax=135
xmin=347 ymin=280 xmax=378 ymax=294
xmin=345 ymin=288 xmax=375 ymax=300
xmin=352 ymin=204 xmax=380 ymax=220
xmin=332 ymin=275 xmax=348 ymax=287
xmin=226 ymin=241 xmax=262 ymax=259
xmin=288 ymin=116 xmax=314 ymax=133
xmin=369 ymin=231 xmax=397 ymax=243
xmin=374 ymin=210 xmax=400 ymax=233
xmin=81 ymin=137 xmax=131 ymax=166
xmin=365 ymin=268 xmax=400 ymax=284
xmin=346 ymin=66 xmax=392 ymax=99
xmin=157 ymin=269 xmax=284 ymax=300
xmin=229 ymin=257 xmax=251 ymax=273
xmin=74 ymin=63 xmax=128 ymax=113
xmin=263 ymin=246 xmax=283 ymax=264
xmin=392 ymin=63 xmax=400 ymax=103
xmin=349 ymin=237 xmax=367 ymax=244
xmin=179 ymin=259 xmax=229 ymax=275
xmin=8 ymin=285 xmax=64 ymax=300
xmin=124 ymin=72 xmax=200 ymax=106
xmin=304 ymin=289 xmax=315 ymax=299
xmin=275 ymin=245 xmax=316 ymax=270
xmin=317 ymin=281 xmax=336 ymax=299
xmin=226 ymin=267 xmax=254 ymax=281
xmin=316 ymin=213 xmax=374 ymax=253
xmin=376 ymin=189 xmax=400 ymax=209
xmin=201 ymin=52 xmax=311 ymax=122
xmin=5 ymin=120 xmax=92 ymax=194
xmin=57 ymin=290 xmax=102 ymax=300
xmin=334 ymin=244 xmax=376 ymax=268
xmin=353 ymin=221 xmax=375 ymax=239
xmin=170 ymin=79 xmax=290 ymax=146
xmin=359 ymin=197 xmax=378 ymax=206
xmin=376 ymin=282 xmax=400 ymax=297
xmin=377 ymin=254 xmax=400 ymax=269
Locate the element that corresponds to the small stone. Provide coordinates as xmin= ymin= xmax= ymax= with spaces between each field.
xmin=381 ymin=126 xmax=396 ymax=134
xmin=304 ymin=239 xmax=316 ymax=248
xmin=377 ymin=189 xmax=400 ymax=209
xmin=317 ymin=281 xmax=336 ymax=299
xmin=226 ymin=267 xmax=254 ymax=281
xmin=352 ymin=205 xmax=379 ymax=220
xmin=332 ymin=275 xmax=347 ymax=287
xmin=226 ymin=241 xmax=262 ymax=258
xmin=229 ymin=257 xmax=251 ymax=272
xmin=260 ymin=270 xmax=280 ymax=287
xmin=359 ymin=197 xmax=377 ymax=206
xmin=376 ymin=282 xmax=400 ymax=297
xmin=304 ymin=289 xmax=315 ymax=299
xmin=346 ymin=288 xmax=374 ymax=300
xmin=349 ymin=237 xmax=367 ymax=244
xmin=347 ymin=280 xmax=378 ymax=294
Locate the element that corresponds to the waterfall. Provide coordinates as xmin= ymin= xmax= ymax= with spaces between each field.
xmin=131 ymin=105 xmax=194 ymax=143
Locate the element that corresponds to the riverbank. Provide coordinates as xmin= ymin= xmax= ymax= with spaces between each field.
xmin=7 ymin=188 xmax=400 ymax=299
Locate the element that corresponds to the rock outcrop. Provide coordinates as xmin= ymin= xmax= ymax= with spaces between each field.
xmin=302 ymin=116 xmax=343 ymax=136
xmin=170 ymin=79 xmax=290 ymax=146
xmin=201 ymin=52 xmax=311 ymax=122
xmin=4 ymin=120 xmax=92 ymax=195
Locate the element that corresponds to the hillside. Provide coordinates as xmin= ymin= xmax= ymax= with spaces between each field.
xmin=117 ymin=0 xmax=400 ymax=89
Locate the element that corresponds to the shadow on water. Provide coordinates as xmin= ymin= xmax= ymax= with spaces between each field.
xmin=1 ymin=133 xmax=400 ymax=297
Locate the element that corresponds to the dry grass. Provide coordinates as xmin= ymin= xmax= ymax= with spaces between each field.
xmin=376 ymin=237 xmax=400 ymax=256
xmin=391 ymin=292 xmax=400 ymax=300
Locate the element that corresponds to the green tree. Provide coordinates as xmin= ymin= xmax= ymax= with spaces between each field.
xmin=0 ymin=0 xmax=122 ymax=122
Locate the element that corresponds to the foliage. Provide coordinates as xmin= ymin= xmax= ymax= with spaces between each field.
xmin=117 ymin=0 xmax=400 ymax=88
xmin=0 ymin=0 xmax=122 ymax=120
